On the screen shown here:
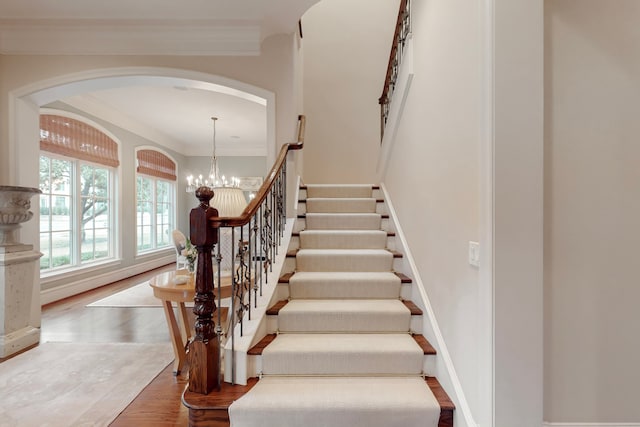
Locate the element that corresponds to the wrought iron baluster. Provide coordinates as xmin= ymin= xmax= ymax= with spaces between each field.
xmin=379 ymin=0 xmax=412 ymax=141
xmin=234 ymin=227 xmax=249 ymax=336
xmin=262 ymin=195 xmax=273 ymax=282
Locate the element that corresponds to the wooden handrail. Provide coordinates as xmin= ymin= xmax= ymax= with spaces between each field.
xmin=378 ymin=0 xmax=411 ymax=140
xmin=209 ymin=114 xmax=305 ymax=228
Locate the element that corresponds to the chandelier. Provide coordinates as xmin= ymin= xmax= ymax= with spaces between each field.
xmin=186 ymin=117 xmax=247 ymax=217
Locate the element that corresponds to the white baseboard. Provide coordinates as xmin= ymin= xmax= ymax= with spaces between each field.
xmin=40 ymin=255 xmax=174 ymax=305
xmin=544 ymin=423 xmax=640 ymax=427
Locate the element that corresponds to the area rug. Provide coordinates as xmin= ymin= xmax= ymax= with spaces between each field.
xmin=86 ymin=282 xmax=188 ymax=308
xmin=0 ymin=342 xmax=173 ymax=427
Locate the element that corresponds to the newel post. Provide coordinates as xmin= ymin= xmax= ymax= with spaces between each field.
xmin=188 ymin=187 xmax=220 ymax=393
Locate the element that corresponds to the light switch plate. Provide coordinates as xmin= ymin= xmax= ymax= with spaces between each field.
xmin=468 ymin=241 xmax=480 ymax=267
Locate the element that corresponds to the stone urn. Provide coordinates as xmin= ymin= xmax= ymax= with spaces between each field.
xmin=0 ymin=185 xmax=42 ymax=358
xmin=0 ymin=185 xmax=41 ymax=246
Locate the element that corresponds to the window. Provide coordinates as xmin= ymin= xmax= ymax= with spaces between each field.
xmin=39 ymin=114 xmax=119 ymax=272
xmin=135 ymin=149 xmax=176 ymax=254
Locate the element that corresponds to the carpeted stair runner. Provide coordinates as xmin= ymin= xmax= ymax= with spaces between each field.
xmin=277 ymin=299 xmax=410 ymax=332
xmin=229 ymin=376 xmax=441 ymax=427
xmin=228 ymin=184 xmax=445 ymax=427
xmin=299 ymin=229 xmax=388 ymax=249
xmin=288 ymin=271 xmax=401 ymax=299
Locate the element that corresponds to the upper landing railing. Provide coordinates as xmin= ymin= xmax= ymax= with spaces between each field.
xmin=378 ymin=0 xmax=411 ymax=141
xmin=187 ymin=115 xmax=305 ymax=394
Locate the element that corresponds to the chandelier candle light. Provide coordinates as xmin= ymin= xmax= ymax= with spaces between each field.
xmin=186 ymin=117 xmax=247 ymax=217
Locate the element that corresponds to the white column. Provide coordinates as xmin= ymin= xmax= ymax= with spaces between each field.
xmin=0 ymin=185 xmax=43 ymax=358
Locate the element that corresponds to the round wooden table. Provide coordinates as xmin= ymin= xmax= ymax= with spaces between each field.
xmin=149 ymin=270 xmax=234 ymax=375
xmin=149 ymin=270 xmax=195 ymax=375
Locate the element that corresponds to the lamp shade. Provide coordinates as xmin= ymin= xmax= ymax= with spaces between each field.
xmin=211 ymin=187 xmax=247 ymax=217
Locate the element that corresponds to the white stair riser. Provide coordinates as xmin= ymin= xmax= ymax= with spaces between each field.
xmin=299 ymin=187 xmax=382 ymax=200
xmin=294 ymin=216 xmax=390 ymax=232
xmin=254 ymin=353 xmax=434 ymax=377
xmin=298 ymin=200 xmax=387 ymax=215
xmin=306 ymin=185 xmax=373 ymax=199
xmin=306 ymin=198 xmax=377 ymax=214
xmin=289 ymin=234 xmax=396 ymax=251
xmin=306 ymin=214 xmax=382 ymax=231
xmin=299 ymin=231 xmax=388 ymax=250
xmin=277 ymin=313 xmax=411 ymax=333
xmin=262 ymin=351 xmax=423 ymax=376
xmin=297 ymin=252 xmax=394 ymax=272
xmin=411 ymin=315 xmax=423 ymax=334
xmin=285 ymin=281 xmax=402 ymax=300
xmin=266 ymin=312 xmax=423 ymax=335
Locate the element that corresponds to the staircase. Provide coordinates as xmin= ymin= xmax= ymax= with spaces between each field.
xmin=227 ymin=184 xmax=454 ymax=427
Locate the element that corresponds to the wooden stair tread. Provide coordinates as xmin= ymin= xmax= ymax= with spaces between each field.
xmin=426 ymin=377 xmax=455 ymax=427
xmin=394 ymin=272 xmax=412 ymax=283
xmin=247 ymin=334 xmax=277 ymax=355
xmin=298 ymin=213 xmax=389 ymax=219
xmin=279 ymin=272 xmax=294 ymax=283
xmin=402 ymin=300 xmax=423 ymax=315
xmin=286 ymin=249 xmax=298 ymax=258
xmin=389 ymin=250 xmax=403 ymax=258
xmin=413 ymin=334 xmax=437 ymax=355
xmin=266 ymin=300 xmax=289 ymax=315
xmin=300 ymin=185 xmax=380 ymax=190
xmin=249 ymin=333 xmax=435 ymax=356
xmin=298 ymin=198 xmax=385 ymax=203
xmin=292 ymin=231 xmax=395 ymax=237
xmin=281 ymin=271 xmax=410 ymax=284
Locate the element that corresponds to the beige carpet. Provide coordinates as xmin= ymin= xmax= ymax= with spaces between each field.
xmin=86 ymin=282 xmax=192 ymax=308
xmin=0 ymin=342 xmax=173 ymax=427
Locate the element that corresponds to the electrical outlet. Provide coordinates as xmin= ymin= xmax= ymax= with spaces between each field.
xmin=468 ymin=241 xmax=480 ymax=267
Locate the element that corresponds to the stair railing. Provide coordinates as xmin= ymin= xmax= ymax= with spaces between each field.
xmin=188 ymin=115 xmax=305 ymax=394
xmin=378 ymin=0 xmax=411 ymax=141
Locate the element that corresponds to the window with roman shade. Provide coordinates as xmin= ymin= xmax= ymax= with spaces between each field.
xmin=135 ymin=148 xmax=176 ymax=254
xmin=136 ymin=149 xmax=177 ymax=181
xmin=39 ymin=113 xmax=118 ymax=273
xmin=40 ymin=114 xmax=120 ymax=168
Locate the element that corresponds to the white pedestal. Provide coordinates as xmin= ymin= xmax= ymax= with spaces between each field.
xmin=0 ymin=245 xmax=42 ymax=358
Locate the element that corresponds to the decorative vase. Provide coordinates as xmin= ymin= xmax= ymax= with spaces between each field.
xmin=0 ymin=185 xmax=41 ymax=246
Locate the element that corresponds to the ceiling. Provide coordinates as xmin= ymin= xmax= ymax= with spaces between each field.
xmin=0 ymin=0 xmax=321 ymax=158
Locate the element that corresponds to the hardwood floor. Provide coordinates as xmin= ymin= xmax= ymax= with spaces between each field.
xmin=38 ymin=263 xmax=190 ymax=426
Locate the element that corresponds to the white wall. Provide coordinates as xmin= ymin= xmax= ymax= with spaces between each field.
xmin=0 ymin=33 xmax=302 ymax=302
xmin=383 ymin=0 xmax=545 ymax=425
xmin=0 ymin=34 xmax=299 ymax=186
xmin=545 ymin=0 xmax=640 ymax=422
xmin=493 ymin=0 xmax=544 ymax=425
xmin=301 ymin=0 xmax=399 ymax=183
xmin=381 ymin=1 xmax=483 ymax=424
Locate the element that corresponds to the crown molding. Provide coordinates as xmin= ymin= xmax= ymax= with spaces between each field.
xmin=0 ymin=19 xmax=261 ymax=55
